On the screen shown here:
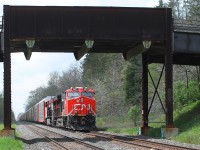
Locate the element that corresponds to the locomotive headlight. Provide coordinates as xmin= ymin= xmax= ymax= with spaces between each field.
xmin=81 ymin=120 xmax=86 ymax=125
xmin=80 ymin=98 xmax=84 ymax=102
xmin=76 ymin=99 xmax=79 ymax=102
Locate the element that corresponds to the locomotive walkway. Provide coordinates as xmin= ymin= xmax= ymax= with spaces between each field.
xmin=0 ymin=6 xmax=200 ymax=137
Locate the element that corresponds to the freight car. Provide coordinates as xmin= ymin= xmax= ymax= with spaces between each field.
xmin=20 ymin=87 xmax=96 ymax=131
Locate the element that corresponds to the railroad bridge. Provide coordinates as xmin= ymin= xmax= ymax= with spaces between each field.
xmin=0 ymin=5 xmax=200 ymax=137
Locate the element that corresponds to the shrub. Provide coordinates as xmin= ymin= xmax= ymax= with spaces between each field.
xmin=174 ymin=80 xmax=200 ymax=111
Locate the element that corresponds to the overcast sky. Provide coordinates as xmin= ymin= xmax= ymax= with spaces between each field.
xmin=0 ymin=0 xmax=162 ymax=118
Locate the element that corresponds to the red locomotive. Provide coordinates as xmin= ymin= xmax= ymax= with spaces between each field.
xmin=20 ymin=87 xmax=96 ymax=131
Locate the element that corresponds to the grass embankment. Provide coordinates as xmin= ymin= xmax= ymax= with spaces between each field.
xmin=96 ymin=116 xmax=139 ymax=135
xmin=96 ymin=101 xmax=200 ymax=145
xmin=0 ymin=124 xmax=23 ymax=150
xmin=171 ymin=101 xmax=200 ymax=144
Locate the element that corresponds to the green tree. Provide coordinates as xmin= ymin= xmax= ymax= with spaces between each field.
xmin=82 ymin=53 xmax=114 ymax=86
xmin=168 ymin=0 xmax=184 ymax=18
xmin=167 ymin=0 xmax=200 ymax=19
xmin=91 ymin=54 xmax=128 ymax=117
xmin=0 ymin=93 xmax=3 ymax=122
xmin=174 ymin=80 xmax=200 ymax=110
xmin=46 ymin=71 xmax=60 ymax=96
xmin=59 ymin=64 xmax=83 ymax=90
xmin=25 ymin=86 xmax=47 ymax=111
xmin=124 ymin=54 xmax=142 ymax=105
xmin=128 ymin=105 xmax=141 ymax=126
xmin=156 ymin=0 xmax=168 ymax=8
xmin=0 ymin=93 xmax=16 ymax=122
xmin=184 ymin=0 xmax=200 ymax=20
xmin=82 ymin=53 xmax=129 ymax=117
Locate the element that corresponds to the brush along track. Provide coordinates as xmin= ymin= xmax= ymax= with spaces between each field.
xmin=84 ymin=131 xmax=199 ymax=150
xmin=27 ymin=124 xmax=104 ymax=150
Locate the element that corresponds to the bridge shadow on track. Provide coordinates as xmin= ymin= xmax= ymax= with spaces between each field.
xmin=16 ymin=136 xmax=78 ymax=144
xmin=16 ymin=137 xmax=50 ymax=144
xmin=16 ymin=134 xmax=111 ymax=145
xmin=81 ymin=137 xmax=109 ymax=143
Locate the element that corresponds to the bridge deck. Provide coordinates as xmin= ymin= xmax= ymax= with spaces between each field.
xmin=0 ymin=6 xmax=200 ymax=65
xmin=2 ymin=5 xmax=169 ymax=61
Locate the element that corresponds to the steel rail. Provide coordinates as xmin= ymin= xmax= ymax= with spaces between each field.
xmin=87 ymin=131 xmax=200 ymax=150
xmin=27 ymin=125 xmax=69 ymax=150
xmin=29 ymin=124 xmax=104 ymax=150
xmin=87 ymin=132 xmax=162 ymax=150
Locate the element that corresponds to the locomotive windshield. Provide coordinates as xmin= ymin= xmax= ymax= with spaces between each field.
xmin=68 ymin=92 xmax=80 ymax=99
xmin=82 ymin=92 xmax=93 ymax=98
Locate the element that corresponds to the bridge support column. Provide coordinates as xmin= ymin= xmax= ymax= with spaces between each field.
xmin=162 ymin=8 xmax=178 ymax=138
xmin=0 ymin=5 xmax=15 ymax=138
xmin=141 ymin=53 xmax=149 ymax=135
xmin=165 ymin=8 xmax=173 ymax=128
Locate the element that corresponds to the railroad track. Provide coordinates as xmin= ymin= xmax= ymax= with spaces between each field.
xmin=85 ymin=131 xmax=199 ymax=150
xmin=25 ymin=123 xmax=199 ymax=150
xmin=27 ymin=125 xmax=104 ymax=150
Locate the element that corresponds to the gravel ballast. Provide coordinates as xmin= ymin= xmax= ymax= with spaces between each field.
xmin=16 ymin=122 xmax=200 ymax=150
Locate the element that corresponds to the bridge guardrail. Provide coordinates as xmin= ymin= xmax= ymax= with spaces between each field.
xmin=174 ymin=19 xmax=200 ymax=33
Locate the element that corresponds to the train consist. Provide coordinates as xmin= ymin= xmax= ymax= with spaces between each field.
xmin=20 ymin=87 xmax=96 ymax=131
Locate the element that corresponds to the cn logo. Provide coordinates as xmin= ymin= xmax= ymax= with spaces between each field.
xmin=74 ymin=104 xmax=91 ymax=110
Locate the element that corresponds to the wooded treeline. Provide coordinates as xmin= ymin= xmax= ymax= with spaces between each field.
xmin=0 ymin=93 xmax=16 ymax=122
xmin=21 ymin=0 xmax=199 ymax=125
